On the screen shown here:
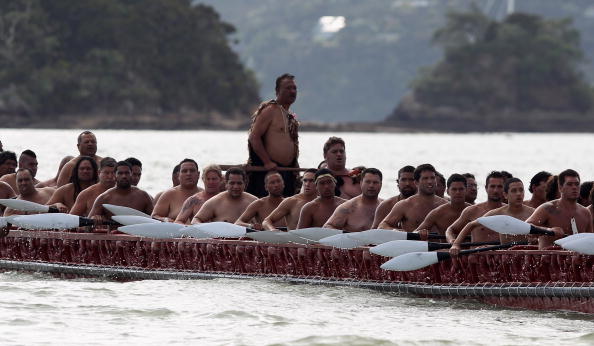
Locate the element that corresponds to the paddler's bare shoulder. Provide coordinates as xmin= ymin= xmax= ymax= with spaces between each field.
xmin=252 ymin=103 xmax=281 ymax=129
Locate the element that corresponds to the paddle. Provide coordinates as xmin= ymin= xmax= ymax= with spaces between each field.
xmin=0 ymin=199 xmax=59 ymax=213
xmin=103 ymin=204 xmax=152 ymax=218
xmin=7 ymin=213 xmax=119 ymax=230
xmin=194 ymin=222 xmax=317 ymax=244
xmin=554 ymin=233 xmax=594 ymax=246
xmin=111 ymin=215 xmax=161 ymax=226
xmin=118 ymin=222 xmax=186 ymax=239
xmin=380 ymin=241 xmax=527 ymax=271
xmin=477 ymin=215 xmax=555 ymax=236
xmin=318 ymin=230 xmax=447 ymax=249
xmin=557 ymin=236 xmax=594 ymax=255
xmin=370 ymin=240 xmax=501 ymax=257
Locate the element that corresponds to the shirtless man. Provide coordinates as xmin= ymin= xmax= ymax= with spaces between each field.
xmin=578 ymin=181 xmax=593 ymax=207
xmin=3 ymin=169 xmax=53 ymax=216
xmin=372 ymin=165 xmax=417 ymax=228
xmin=155 ymin=164 xmax=181 ymax=203
xmin=70 ymin=157 xmax=117 ymax=216
xmin=0 ymin=181 xmax=15 ymax=214
xmin=57 ymin=131 xmax=103 ymax=187
xmin=297 ymin=169 xmax=346 ymax=229
xmin=524 ymin=171 xmax=552 ymax=208
xmin=450 ymin=178 xmax=535 ymax=255
xmin=46 ymin=156 xmax=98 ymax=212
xmin=236 ymin=171 xmax=286 ymax=229
xmin=175 ymin=165 xmax=223 ymax=224
xmin=378 ymin=164 xmax=447 ymax=232
xmin=36 ymin=155 xmax=74 ymax=188
xmin=445 ymin=171 xmax=506 ymax=243
xmin=247 ymin=73 xmax=299 ymax=198
xmin=415 ymin=173 xmax=470 ymax=236
xmin=323 ymin=137 xmax=361 ymax=199
xmin=526 ymin=169 xmax=593 ymax=249
xmin=124 ymin=157 xmax=143 ymax=186
xmin=323 ymin=168 xmax=383 ymax=232
xmin=88 ymin=161 xmax=153 ymax=222
xmin=0 ymin=151 xmax=17 ymax=178
xmin=463 ymin=173 xmax=478 ymax=204
xmin=0 ymin=150 xmax=40 ymax=192
xmin=435 ymin=172 xmax=446 ymax=198
xmin=262 ymin=169 xmax=317 ymax=230
xmin=152 ymin=159 xmax=201 ymax=222
xmin=192 ymin=167 xmax=257 ymax=223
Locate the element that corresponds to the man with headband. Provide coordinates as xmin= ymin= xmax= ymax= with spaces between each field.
xmin=297 ymin=169 xmax=346 ymax=229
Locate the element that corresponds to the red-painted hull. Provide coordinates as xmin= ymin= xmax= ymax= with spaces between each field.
xmin=1 ymin=230 xmax=593 ymax=313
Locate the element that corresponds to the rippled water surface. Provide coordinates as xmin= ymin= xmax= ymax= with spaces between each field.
xmin=1 ymin=129 xmax=594 ymax=344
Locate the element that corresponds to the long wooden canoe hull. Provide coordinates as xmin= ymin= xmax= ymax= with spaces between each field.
xmin=1 ymin=230 xmax=593 ymax=313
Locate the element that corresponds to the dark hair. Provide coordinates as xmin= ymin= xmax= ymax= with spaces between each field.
xmin=462 ymin=173 xmax=475 ymax=180
xmin=100 ymin=157 xmax=117 ymax=170
xmin=0 ymin=151 xmax=17 ymax=165
xmin=589 ymin=184 xmax=594 ymax=207
xmin=172 ymin=164 xmax=181 ymax=175
xmin=77 ymin=130 xmax=95 ymax=145
xmin=580 ymin=181 xmax=593 ymax=200
xmin=559 ymin=169 xmax=580 ymax=186
xmin=446 ymin=173 xmax=467 ymax=189
xmin=15 ymin=167 xmax=33 ymax=176
xmin=20 ymin=149 xmax=36 ymax=159
xmin=485 ymin=171 xmax=505 ymax=187
xmin=529 ymin=171 xmax=552 ymax=193
xmin=116 ymin=160 xmax=132 ymax=171
xmin=315 ymin=168 xmax=334 ymax=180
xmin=436 ymin=171 xmax=445 ymax=185
xmin=275 ymin=73 xmax=295 ymax=93
xmin=264 ymin=170 xmax=283 ymax=183
xmin=179 ymin=158 xmax=198 ymax=171
xmin=225 ymin=167 xmax=246 ymax=182
xmin=501 ymin=171 xmax=513 ymax=180
xmin=545 ymin=175 xmax=559 ymax=201
xmin=124 ymin=157 xmax=142 ymax=168
xmin=398 ymin=165 xmax=415 ymax=179
xmin=504 ymin=177 xmax=523 ymax=193
xmin=304 ymin=168 xmax=317 ymax=175
xmin=362 ymin=167 xmax=382 ymax=181
xmin=413 ymin=164 xmax=436 ymax=181
xmin=70 ymin=156 xmax=99 ymax=199
xmin=323 ymin=136 xmax=345 ymax=156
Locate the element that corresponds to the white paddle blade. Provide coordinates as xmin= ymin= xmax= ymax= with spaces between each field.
xmin=112 ymin=215 xmax=160 ymax=226
xmin=178 ymin=225 xmax=211 ymax=239
xmin=118 ymin=222 xmax=184 ymax=238
xmin=318 ymin=233 xmax=367 ymax=249
xmin=380 ymin=252 xmax=440 ymax=271
xmin=245 ymin=231 xmax=291 ymax=244
xmin=289 ymin=227 xmax=342 ymax=241
xmin=8 ymin=213 xmax=80 ymax=230
xmin=103 ymin=204 xmax=151 ymax=218
xmin=477 ymin=215 xmax=530 ymax=235
xmin=370 ymin=240 xmax=430 ymax=257
xmin=554 ymin=233 xmax=594 ymax=246
xmin=0 ymin=217 xmax=7 ymax=228
xmin=559 ymin=237 xmax=594 ymax=255
xmin=0 ymin=199 xmax=49 ymax=213
xmin=348 ymin=229 xmax=409 ymax=244
xmin=195 ymin=222 xmax=247 ymax=238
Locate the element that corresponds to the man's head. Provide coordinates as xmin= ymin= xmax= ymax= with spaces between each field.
xmin=504 ymin=178 xmax=525 ymax=206
xmin=19 ymin=150 xmax=38 ymax=178
xmin=360 ymin=168 xmax=382 ymax=199
xmin=484 ymin=171 xmax=505 ymax=202
xmin=275 ymin=73 xmax=297 ymax=105
xmin=202 ymin=164 xmax=223 ymax=194
xmin=315 ymin=168 xmax=337 ymax=198
xmin=264 ymin=171 xmax=285 ymax=197
xmin=435 ymin=171 xmax=446 ymax=198
xmin=397 ymin=165 xmax=416 ymax=198
xmin=178 ymin=159 xmax=199 ymax=188
xmin=323 ymin=137 xmax=346 ymax=170
xmin=172 ymin=164 xmax=181 ymax=187
xmin=529 ymin=171 xmax=552 ymax=201
xmin=413 ymin=164 xmax=437 ymax=196
xmin=579 ymin=181 xmax=593 ymax=207
xmin=71 ymin=156 xmax=98 ymax=186
xmin=115 ymin=161 xmax=133 ymax=189
xmin=301 ymin=168 xmax=317 ymax=195
xmin=559 ymin=169 xmax=580 ymax=202
xmin=0 ymin=151 xmax=17 ymax=177
xmin=99 ymin=157 xmax=117 ymax=187
xmin=462 ymin=173 xmax=478 ymax=204
xmin=225 ymin=167 xmax=246 ymax=198
xmin=447 ymin=173 xmax=467 ymax=204
xmin=77 ymin=131 xmax=97 ymax=157
xmin=545 ymin=175 xmax=560 ymax=201
xmin=124 ymin=157 xmax=142 ymax=186
xmin=16 ymin=168 xmax=35 ymax=196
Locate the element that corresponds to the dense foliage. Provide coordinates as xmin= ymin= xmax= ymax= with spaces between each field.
xmin=0 ymin=0 xmax=259 ymax=118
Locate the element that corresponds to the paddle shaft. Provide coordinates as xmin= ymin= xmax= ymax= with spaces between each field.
xmin=245 ymin=226 xmax=287 ymax=233
xmin=530 ymin=225 xmax=555 ymax=236
xmin=428 ymin=240 xmax=500 ymax=251
xmin=436 ymin=241 xmax=528 ymax=261
xmin=218 ymin=164 xmax=309 ymax=172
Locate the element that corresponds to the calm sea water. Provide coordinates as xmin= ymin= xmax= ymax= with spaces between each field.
xmin=1 ymin=129 xmax=594 ymax=345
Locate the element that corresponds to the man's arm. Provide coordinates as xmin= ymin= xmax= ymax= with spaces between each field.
xmin=248 ymin=107 xmax=277 ymax=170
xmin=296 ymin=203 xmax=314 ymax=229
xmin=445 ymin=207 xmax=474 ymax=243
xmin=414 ymin=207 xmax=440 ymax=233
xmin=141 ymin=192 xmax=154 ymax=215
xmin=235 ymin=200 xmax=260 ymax=229
xmin=371 ymin=199 xmax=393 ymax=229
xmin=192 ymin=200 xmax=215 ymax=224
xmin=56 ymin=161 xmax=75 ymax=187
xmin=174 ymin=196 xmax=202 ymax=224
xmin=46 ymin=186 xmax=69 ymax=213
xmin=262 ymin=199 xmax=291 ymax=230
xmin=88 ymin=194 xmax=107 ymax=220
xmin=151 ymin=190 xmax=172 ymax=221
xmin=70 ymin=190 xmax=90 ymax=216
xmin=323 ymin=204 xmax=350 ymax=230
xmin=377 ymin=201 xmax=406 ymax=230
xmin=449 ymin=220 xmax=480 ymax=256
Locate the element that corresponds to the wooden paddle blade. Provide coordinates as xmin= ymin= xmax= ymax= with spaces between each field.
xmin=318 ymin=234 xmax=367 ymax=249
xmin=289 ymin=228 xmax=342 ymax=241
xmin=112 ymin=215 xmax=160 ymax=226
xmin=8 ymin=213 xmax=80 ymax=230
xmin=555 ymin=233 xmax=594 ymax=246
xmin=118 ymin=222 xmax=184 ymax=238
xmin=380 ymin=252 xmax=442 ymax=271
xmin=0 ymin=199 xmax=50 ymax=213
xmin=103 ymin=204 xmax=151 ymax=218
xmin=348 ymin=229 xmax=409 ymax=244
xmin=370 ymin=240 xmax=429 ymax=257
xmin=194 ymin=222 xmax=247 ymax=238
xmin=477 ymin=215 xmax=530 ymax=235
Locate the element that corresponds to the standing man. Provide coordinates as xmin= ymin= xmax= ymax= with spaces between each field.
xmin=57 ymin=131 xmax=103 ymax=187
xmin=236 ymin=171 xmax=286 ymax=229
xmin=297 ymin=169 xmax=346 ymax=229
xmin=70 ymin=157 xmax=117 ymax=216
xmin=524 ymin=171 xmax=552 ymax=208
xmin=247 ymin=73 xmax=299 ymax=198
xmin=0 ymin=150 xmax=40 ymax=192
xmin=3 ymin=168 xmax=53 ymax=216
xmin=152 ymin=159 xmax=201 ymax=222
xmin=372 ymin=165 xmax=417 ymax=228
xmin=324 ymin=168 xmax=383 ymax=232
